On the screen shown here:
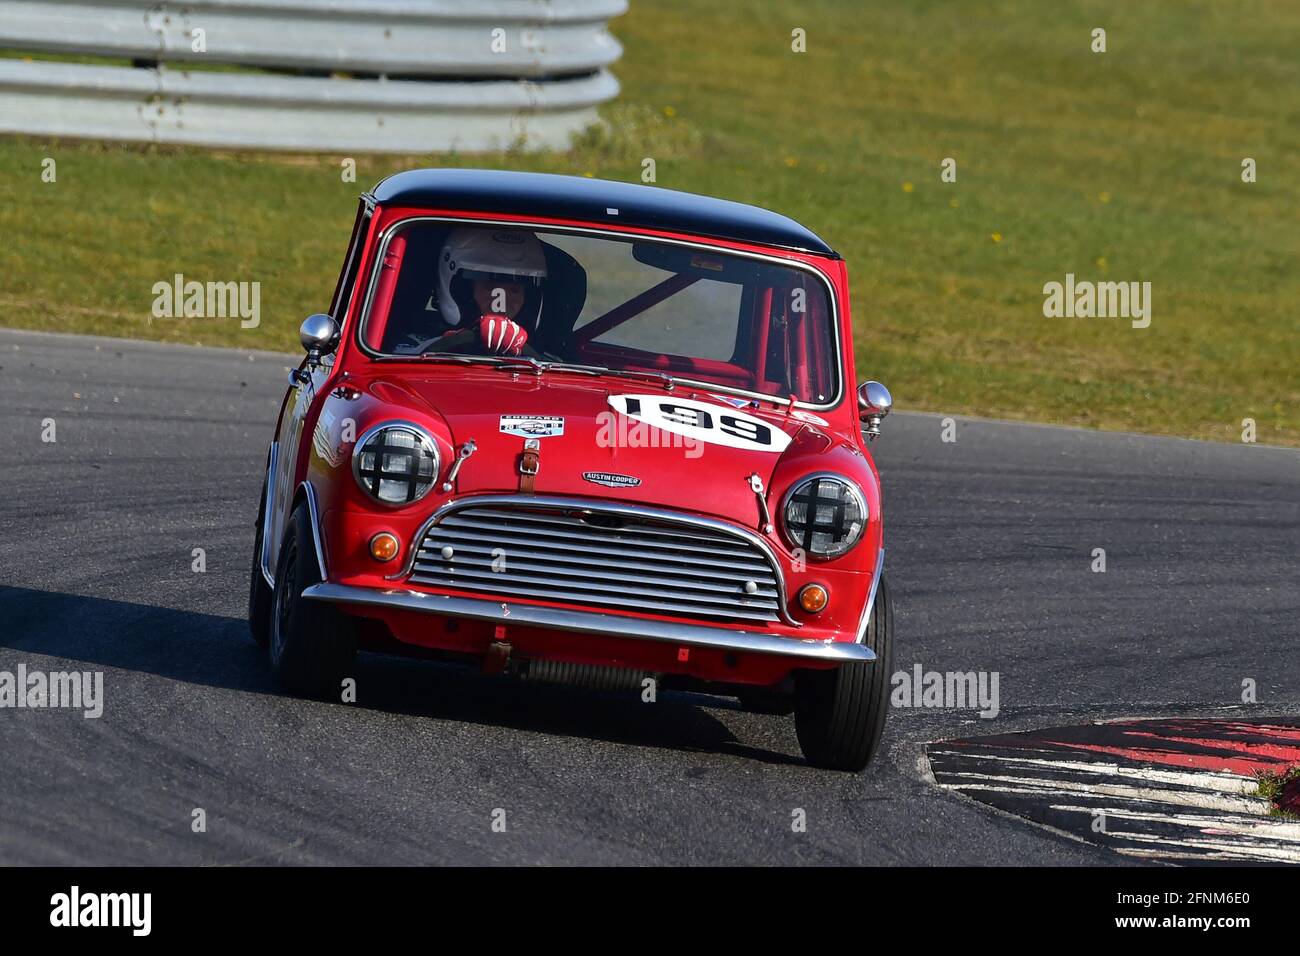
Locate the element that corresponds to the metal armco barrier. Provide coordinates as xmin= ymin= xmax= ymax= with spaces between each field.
xmin=0 ymin=0 xmax=625 ymax=151
xmin=0 ymin=0 xmax=626 ymax=77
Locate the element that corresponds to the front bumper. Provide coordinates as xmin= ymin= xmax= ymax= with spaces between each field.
xmin=302 ymin=582 xmax=876 ymax=663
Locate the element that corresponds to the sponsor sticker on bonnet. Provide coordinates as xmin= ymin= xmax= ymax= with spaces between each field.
xmin=500 ymin=415 xmax=565 ymax=438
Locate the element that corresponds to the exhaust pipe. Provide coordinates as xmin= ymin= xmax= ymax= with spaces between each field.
xmin=518 ymin=659 xmax=654 ymax=694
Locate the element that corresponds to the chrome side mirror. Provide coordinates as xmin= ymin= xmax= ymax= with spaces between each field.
xmin=858 ymin=380 xmax=892 ymax=440
xmin=299 ymin=313 xmax=339 ymax=367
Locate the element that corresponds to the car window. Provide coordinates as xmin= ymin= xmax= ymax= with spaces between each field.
xmin=360 ymin=221 xmax=839 ymax=406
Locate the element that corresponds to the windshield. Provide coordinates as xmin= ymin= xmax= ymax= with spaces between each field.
xmin=359 ymin=221 xmax=840 ymax=405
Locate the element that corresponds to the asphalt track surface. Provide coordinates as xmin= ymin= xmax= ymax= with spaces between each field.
xmin=1 ymin=327 xmax=1296 ymax=865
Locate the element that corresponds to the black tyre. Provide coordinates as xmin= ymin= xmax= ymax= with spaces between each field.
xmin=247 ymin=476 xmax=273 ymax=647
xmin=794 ymin=577 xmax=893 ymax=771
xmin=269 ymin=501 xmax=357 ymax=697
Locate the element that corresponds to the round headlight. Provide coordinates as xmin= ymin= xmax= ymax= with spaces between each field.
xmin=352 ymin=422 xmax=439 ymax=506
xmin=781 ymin=473 xmax=867 ymax=559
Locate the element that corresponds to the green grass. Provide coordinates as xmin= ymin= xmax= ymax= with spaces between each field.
xmin=1 ymin=0 xmax=1297 ymax=445
xmin=1254 ymin=765 xmax=1300 ymax=819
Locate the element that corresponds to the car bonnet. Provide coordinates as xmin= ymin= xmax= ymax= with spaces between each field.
xmin=364 ymin=367 xmax=810 ymax=527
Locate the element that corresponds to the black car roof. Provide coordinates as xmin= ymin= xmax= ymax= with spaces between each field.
xmin=368 ymin=168 xmax=839 ymax=258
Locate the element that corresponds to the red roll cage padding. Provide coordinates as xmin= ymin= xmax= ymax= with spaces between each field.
xmin=364 ymin=232 xmax=408 ymax=351
xmin=807 ymin=283 xmax=830 ymax=399
xmin=791 ymin=292 xmax=810 ymax=399
xmin=770 ymin=282 xmax=792 ymax=393
xmin=751 ymin=285 xmax=774 ymax=390
xmin=754 ymin=279 xmax=830 ymax=402
xmin=578 ymin=342 xmax=756 ymax=384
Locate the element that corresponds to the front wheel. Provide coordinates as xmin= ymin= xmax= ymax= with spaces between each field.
xmin=794 ymin=577 xmax=893 ymax=771
xmin=269 ymin=501 xmax=357 ymax=697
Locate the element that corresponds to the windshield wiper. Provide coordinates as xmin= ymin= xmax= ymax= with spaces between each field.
xmin=470 ymin=359 xmax=675 ymax=390
xmin=412 ymin=353 xmax=679 ymax=392
xmin=539 ymin=362 xmax=676 ymax=390
xmin=415 ymin=353 xmax=527 ymax=367
xmin=496 ymin=358 xmax=585 ymax=376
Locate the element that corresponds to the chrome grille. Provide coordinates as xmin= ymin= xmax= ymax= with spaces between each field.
xmin=407 ymin=500 xmax=785 ymax=624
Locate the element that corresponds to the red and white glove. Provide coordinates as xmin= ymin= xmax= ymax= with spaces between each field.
xmin=476 ymin=314 xmax=528 ymax=355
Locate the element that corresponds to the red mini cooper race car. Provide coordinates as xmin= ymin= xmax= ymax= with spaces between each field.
xmin=250 ymin=169 xmax=894 ymax=771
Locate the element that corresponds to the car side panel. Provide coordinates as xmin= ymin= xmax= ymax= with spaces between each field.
xmin=263 ymin=199 xmax=376 ymax=578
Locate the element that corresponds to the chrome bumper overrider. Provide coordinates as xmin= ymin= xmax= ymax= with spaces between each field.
xmin=302 ymin=583 xmax=876 ymax=663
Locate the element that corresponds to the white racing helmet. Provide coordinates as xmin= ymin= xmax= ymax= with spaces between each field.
xmin=437 ymin=228 xmax=547 ymax=326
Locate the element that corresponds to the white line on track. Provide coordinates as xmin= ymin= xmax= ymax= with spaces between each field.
xmin=927 ymin=749 xmax=1255 ymax=794
xmin=927 ymin=739 xmax=1300 ymax=864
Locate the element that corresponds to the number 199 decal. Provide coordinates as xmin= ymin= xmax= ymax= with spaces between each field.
xmin=607 ymin=394 xmax=792 ymax=452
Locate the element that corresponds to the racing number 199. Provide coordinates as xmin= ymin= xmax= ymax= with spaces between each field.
xmin=623 ymin=397 xmax=773 ymax=447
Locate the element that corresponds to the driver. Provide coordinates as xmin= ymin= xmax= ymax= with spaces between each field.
xmin=433 ymin=228 xmax=546 ymax=356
